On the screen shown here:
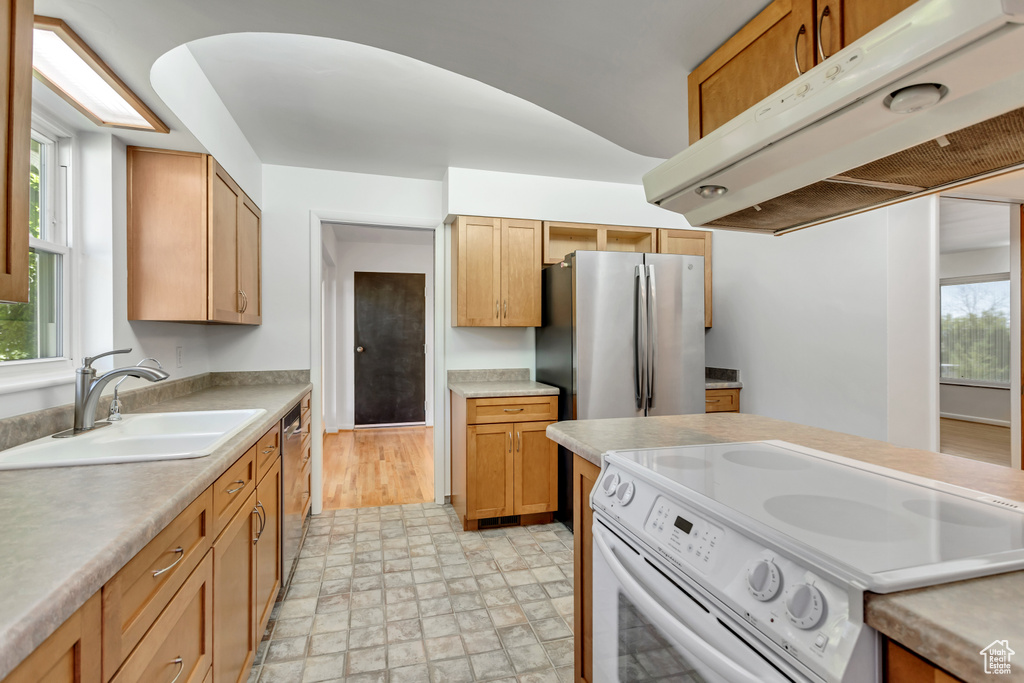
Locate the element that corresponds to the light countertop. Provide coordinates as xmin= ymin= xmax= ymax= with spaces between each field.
xmin=547 ymin=413 xmax=1024 ymax=683
xmin=705 ymin=380 xmax=742 ymax=389
xmin=447 ymin=379 xmax=559 ymax=398
xmin=0 ymin=382 xmax=311 ymax=680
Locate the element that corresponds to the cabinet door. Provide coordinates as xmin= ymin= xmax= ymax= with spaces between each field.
xmin=657 ymin=229 xmax=713 ymax=328
xmin=513 ymin=421 xmax=557 ymax=515
xmin=237 ymin=193 xmax=261 ymax=325
xmin=110 ymin=555 xmax=213 ymax=683
xmin=209 ymin=159 xmax=241 ymax=323
xmin=453 ymin=216 xmax=501 ymax=327
xmin=3 ymin=593 xmax=100 ymax=683
xmin=834 ymin=0 xmax=917 ymax=47
xmin=466 ymin=423 xmax=513 ymax=520
xmin=573 ymin=454 xmax=601 ymax=683
xmin=500 ymin=218 xmax=542 ymax=327
xmin=213 ymin=491 xmax=257 ymax=683
xmin=687 ymin=0 xmax=816 ymax=142
xmin=255 ymin=458 xmax=282 ymax=638
xmin=0 ymin=0 xmax=32 ymax=304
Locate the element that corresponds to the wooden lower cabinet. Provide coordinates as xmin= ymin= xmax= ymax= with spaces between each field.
xmin=885 ymin=640 xmax=963 ymax=683
xmin=573 ymin=453 xmax=601 ymax=683
xmin=3 ymin=593 xmax=101 ymax=683
xmin=452 ymin=393 xmax=559 ymax=530
xmin=705 ymin=388 xmax=740 ymax=413
xmin=111 ymin=555 xmax=213 ymax=683
xmin=4 ymin=421 xmax=285 ymax=683
xmin=213 ymin=491 xmax=258 ymax=683
xmin=255 ymin=457 xmax=283 ymax=637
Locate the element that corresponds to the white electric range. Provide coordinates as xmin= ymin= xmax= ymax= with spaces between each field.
xmin=590 ymin=440 xmax=1024 ymax=683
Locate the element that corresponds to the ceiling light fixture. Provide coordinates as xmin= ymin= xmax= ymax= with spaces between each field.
xmin=32 ymin=16 xmax=168 ymax=133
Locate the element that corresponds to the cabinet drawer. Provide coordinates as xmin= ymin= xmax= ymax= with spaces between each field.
xmin=102 ymin=489 xmax=212 ymax=681
xmin=705 ymin=389 xmax=740 ymax=413
xmin=255 ymin=423 xmax=281 ymax=483
xmin=301 ymin=392 xmax=311 ymax=419
xmin=110 ymin=553 xmax=213 ymax=683
xmin=212 ymin=448 xmax=256 ymax=538
xmin=467 ymin=396 xmax=558 ymax=425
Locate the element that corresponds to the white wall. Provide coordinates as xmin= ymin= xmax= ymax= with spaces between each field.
xmin=940 ymin=385 xmax=1010 ymax=425
xmin=207 ymin=165 xmax=442 ymax=372
xmin=704 ymin=211 xmax=890 ymax=441
xmin=940 ymin=247 xmax=1009 ymax=279
xmin=328 ymin=233 xmax=435 ymax=430
xmin=886 ymin=197 xmax=940 ymax=450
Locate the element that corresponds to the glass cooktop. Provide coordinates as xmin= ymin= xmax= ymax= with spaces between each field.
xmin=609 ymin=441 xmax=1024 ymax=588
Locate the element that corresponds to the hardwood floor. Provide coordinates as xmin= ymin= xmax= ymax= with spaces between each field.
xmin=939 ymin=418 xmax=1011 ymax=468
xmin=322 ymin=426 xmax=434 ymax=509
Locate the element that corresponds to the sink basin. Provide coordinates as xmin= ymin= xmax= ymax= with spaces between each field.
xmin=0 ymin=409 xmax=268 ymax=470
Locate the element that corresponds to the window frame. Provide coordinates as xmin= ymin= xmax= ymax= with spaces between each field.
xmin=0 ymin=112 xmax=75 ymax=393
xmin=939 ymin=272 xmax=1011 ymax=389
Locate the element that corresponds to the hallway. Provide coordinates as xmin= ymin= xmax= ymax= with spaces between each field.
xmin=323 ymin=427 xmax=434 ymax=509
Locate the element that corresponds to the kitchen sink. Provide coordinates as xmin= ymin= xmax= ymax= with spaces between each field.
xmin=0 ymin=409 xmax=267 ymax=470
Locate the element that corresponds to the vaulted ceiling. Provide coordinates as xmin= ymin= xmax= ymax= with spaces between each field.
xmin=35 ymin=0 xmax=771 ymax=182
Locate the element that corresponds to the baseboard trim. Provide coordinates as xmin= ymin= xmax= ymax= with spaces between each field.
xmin=940 ymin=413 xmax=1011 ymax=428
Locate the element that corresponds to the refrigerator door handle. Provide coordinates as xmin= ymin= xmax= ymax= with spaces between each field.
xmin=634 ymin=265 xmax=648 ymax=410
xmin=646 ymin=264 xmax=657 ymax=410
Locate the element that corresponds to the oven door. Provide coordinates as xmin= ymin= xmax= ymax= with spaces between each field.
xmin=592 ymin=520 xmax=809 ymax=683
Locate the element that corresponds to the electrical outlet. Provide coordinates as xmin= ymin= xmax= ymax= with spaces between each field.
xmin=176 ymin=346 xmax=183 ymax=368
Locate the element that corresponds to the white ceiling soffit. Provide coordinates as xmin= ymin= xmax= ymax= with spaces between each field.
xmin=35 ymin=0 xmax=770 ymax=161
xmin=185 ymin=33 xmax=662 ymax=183
xmin=946 ymin=168 xmax=1024 ymax=204
xmin=938 ymin=197 xmax=1012 ymax=254
xmin=330 ymin=224 xmax=434 ymax=245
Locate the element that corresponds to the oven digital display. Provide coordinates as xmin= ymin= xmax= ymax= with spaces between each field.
xmin=674 ymin=516 xmax=693 ymax=534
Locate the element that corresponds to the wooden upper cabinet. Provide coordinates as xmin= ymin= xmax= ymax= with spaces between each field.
xmin=658 ymin=229 xmax=713 ymax=328
xmin=127 ymin=147 xmax=262 ymax=324
xmin=688 ymin=0 xmax=815 ymax=143
xmin=452 ymin=215 xmax=541 ymax=327
xmin=688 ymin=0 xmax=917 ymax=143
xmin=0 ymin=0 xmax=32 ymax=304
xmin=501 ymin=218 xmax=541 ymax=327
xmin=833 ymin=0 xmax=918 ymax=47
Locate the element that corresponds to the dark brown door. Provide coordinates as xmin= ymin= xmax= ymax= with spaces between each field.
xmin=354 ymin=272 xmax=426 ymax=425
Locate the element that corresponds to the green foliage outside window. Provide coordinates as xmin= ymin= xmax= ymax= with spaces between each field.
xmin=939 ymin=279 xmax=1011 ymax=385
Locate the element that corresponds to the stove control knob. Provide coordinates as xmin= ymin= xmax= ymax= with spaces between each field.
xmin=616 ymin=481 xmax=636 ymax=506
xmin=786 ymin=584 xmax=826 ymax=629
xmin=746 ymin=559 xmax=781 ymax=601
xmin=601 ymin=472 xmax=621 ymax=496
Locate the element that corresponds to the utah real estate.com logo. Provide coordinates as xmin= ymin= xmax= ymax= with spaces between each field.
xmin=981 ymin=640 xmax=1015 ymax=675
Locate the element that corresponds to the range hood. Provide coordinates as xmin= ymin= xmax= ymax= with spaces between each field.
xmin=643 ymin=0 xmax=1024 ymax=235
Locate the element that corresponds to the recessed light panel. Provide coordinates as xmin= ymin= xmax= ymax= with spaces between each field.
xmin=32 ymin=17 xmax=168 ymax=133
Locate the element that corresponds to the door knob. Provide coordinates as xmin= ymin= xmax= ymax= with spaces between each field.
xmin=356 ymin=346 xmax=364 ymax=353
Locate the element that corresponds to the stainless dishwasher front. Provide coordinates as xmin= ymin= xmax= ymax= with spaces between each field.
xmin=281 ymin=402 xmax=306 ymax=586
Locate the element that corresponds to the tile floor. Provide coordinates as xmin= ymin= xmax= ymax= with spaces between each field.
xmin=249 ymin=503 xmax=576 ymax=683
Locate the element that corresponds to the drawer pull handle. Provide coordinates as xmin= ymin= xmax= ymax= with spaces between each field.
xmin=152 ymin=547 xmax=184 ymax=578
xmin=706 ymin=399 xmax=721 ymax=404
xmin=225 ymin=479 xmax=245 ymax=494
xmin=262 ymin=447 xmax=275 ymax=454
xmin=169 ymin=656 xmax=184 ymax=683
xmin=503 ymin=408 xmax=524 ymax=413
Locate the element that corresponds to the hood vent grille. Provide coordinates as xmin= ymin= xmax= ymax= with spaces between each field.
xmin=707 ymin=107 xmax=1024 ymax=233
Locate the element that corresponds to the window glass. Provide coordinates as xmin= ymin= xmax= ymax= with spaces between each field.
xmin=0 ymin=134 xmax=63 ymax=362
xmin=940 ymin=277 xmax=1010 ymax=385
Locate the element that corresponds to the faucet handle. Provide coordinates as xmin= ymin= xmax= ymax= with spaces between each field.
xmin=82 ymin=348 xmax=132 ymax=369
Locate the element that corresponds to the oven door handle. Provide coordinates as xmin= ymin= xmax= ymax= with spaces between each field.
xmin=593 ymin=528 xmax=774 ymax=683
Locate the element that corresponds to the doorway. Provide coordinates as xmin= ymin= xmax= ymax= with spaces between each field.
xmin=320 ymin=223 xmax=436 ymax=509
xmin=937 ymin=198 xmax=1013 ymax=467
xmin=354 ymin=272 xmax=426 ymax=426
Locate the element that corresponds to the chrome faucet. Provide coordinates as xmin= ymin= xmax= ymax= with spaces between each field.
xmin=109 ymin=357 xmax=164 ymax=421
xmin=56 ymin=348 xmax=170 ymax=437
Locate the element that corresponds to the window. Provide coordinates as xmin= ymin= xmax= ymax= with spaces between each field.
xmin=0 ymin=124 xmax=70 ymax=364
xmin=940 ymin=274 xmax=1010 ymax=386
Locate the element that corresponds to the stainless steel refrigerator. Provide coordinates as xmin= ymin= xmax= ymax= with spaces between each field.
xmin=535 ymin=250 xmax=705 ymax=527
